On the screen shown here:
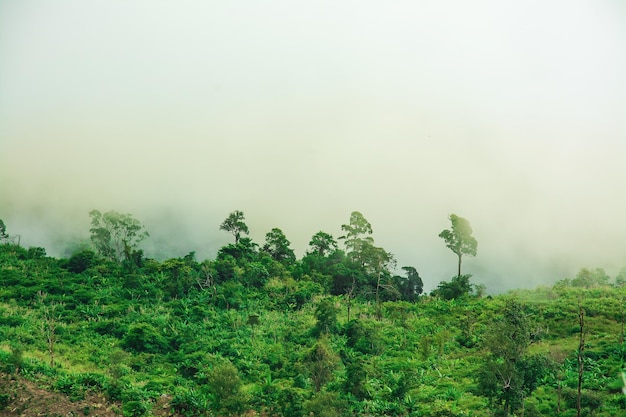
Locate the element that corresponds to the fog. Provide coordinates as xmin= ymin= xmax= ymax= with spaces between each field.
xmin=2 ymin=1 xmax=626 ymax=292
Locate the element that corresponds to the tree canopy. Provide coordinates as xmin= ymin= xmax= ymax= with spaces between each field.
xmin=89 ymin=210 xmax=149 ymax=263
xmin=439 ymin=213 xmax=478 ymax=276
xmin=262 ymin=227 xmax=296 ymax=264
xmin=219 ymin=210 xmax=249 ymax=244
xmin=0 ymin=219 xmax=8 ymax=242
xmin=1 ymin=208 xmax=625 ymax=417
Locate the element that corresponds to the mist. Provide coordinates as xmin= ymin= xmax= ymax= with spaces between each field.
xmin=2 ymin=1 xmax=626 ymax=292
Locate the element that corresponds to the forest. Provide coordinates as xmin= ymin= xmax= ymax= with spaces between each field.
xmin=0 ymin=210 xmax=625 ymax=417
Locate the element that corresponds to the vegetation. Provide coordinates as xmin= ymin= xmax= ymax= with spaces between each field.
xmin=1 ymin=211 xmax=626 ymax=417
xmin=439 ymin=213 xmax=478 ymax=277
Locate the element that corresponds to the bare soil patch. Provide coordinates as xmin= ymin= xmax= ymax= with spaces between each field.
xmin=0 ymin=372 xmax=173 ymax=417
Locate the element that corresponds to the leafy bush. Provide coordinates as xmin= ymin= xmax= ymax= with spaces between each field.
xmin=303 ymin=391 xmax=348 ymax=417
xmin=0 ymin=393 xmax=10 ymax=410
xmin=170 ymin=387 xmax=209 ymax=416
xmin=205 ymin=362 xmax=247 ymax=416
xmin=122 ymin=323 xmax=169 ymax=354
xmin=66 ymin=249 xmax=98 ymax=274
xmin=122 ymin=400 xmax=148 ymax=417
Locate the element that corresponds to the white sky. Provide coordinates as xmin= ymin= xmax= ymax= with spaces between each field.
xmin=1 ymin=1 xmax=626 ymax=292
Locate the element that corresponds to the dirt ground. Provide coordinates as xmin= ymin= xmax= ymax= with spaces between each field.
xmin=0 ymin=372 xmax=172 ymax=417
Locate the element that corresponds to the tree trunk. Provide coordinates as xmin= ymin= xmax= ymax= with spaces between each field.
xmin=346 ymin=277 xmax=355 ymax=322
xmin=457 ymin=254 xmax=462 ymax=277
xmin=375 ymin=271 xmax=382 ymax=321
xmin=503 ymin=396 xmax=510 ymax=417
xmin=577 ymin=304 xmax=585 ymax=417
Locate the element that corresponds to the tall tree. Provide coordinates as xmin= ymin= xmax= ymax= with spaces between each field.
xmin=0 ymin=219 xmax=9 ymax=242
xmin=305 ymin=336 xmax=340 ymax=391
xmin=89 ymin=210 xmax=148 ymax=263
xmin=394 ymin=266 xmax=424 ymax=302
xmin=220 ymin=210 xmax=249 ymax=244
xmin=365 ymin=244 xmax=395 ymax=320
xmin=307 ymin=231 xmax=338 ymax=257
xmin=263 ymin=227 xmax=295 ymax=263
xmin=577 ymin=303 xmax=586 ymax=417
xmin=439 ymin=214 xmax=477 ymax=276
xmin=477 ymin=300 xmax=553 ymax=416
xmin=339 ymin=211 xmax=374 ymax=266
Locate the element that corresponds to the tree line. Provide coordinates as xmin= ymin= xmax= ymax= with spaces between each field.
xmin=0 ymin=211 xmax=624 ymax=417
xmin=82 ymin=209 xmax=479 ymax=302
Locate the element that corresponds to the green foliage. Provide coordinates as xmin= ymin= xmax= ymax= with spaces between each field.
xmin=340 ymin=211 xmax=374 ymax=265
xmin=342 ymin=351 xmax=369 ymax=399
xmin=305 ymin=336 xmax=340 ymax=391
xmin=219 ymin=210 xmax=249 ymax=244
xmin=4 ymin=210 xmax=626 ymax=417
xmin=393 ymin=266 xmax=424 ymax=301
xmin=432 ymin=274 xmax=473 ymax=300
xmin=170 ymin=386 xmax=209 ymax=416
xmin=263 ymin=227 xmax=296 ymax=264
xmin=54 ymin=373 xmax=106 ymax=402
xmin=477 ymin=300 xmax=555 ymax=416
xmin=571 ymin=267 xmax=611 ymax=288
xmin=122 ymin=323 xmax=169 ymax=354
xmin=0 ymin=218 xmax=8 ymax=241
xmin=303 ymin=390 xmax=349 ymax=416
xmin=66 ymin=249 xmax=98 ymax=273
xmin=7 ymin=344 xmax=23 ymax=374
xmin=89 ymin=210 xmax=148 ymax=263
xmin=122 ymin=400 xmax=148 ymax=417
xmin=345 ymin=319 xmax=383 ymax=355
xmin=0 ymin=393 xmax=9 ymax=410
xmin=205 ymin=361 xmax=247 ymax=416
xmin=307 ymin=231 xmax=338 ymax=257
xmin=314 ymin=298 xmax=339 ymax=334
xmin=439 ymin=213 xmax=478 ymax=276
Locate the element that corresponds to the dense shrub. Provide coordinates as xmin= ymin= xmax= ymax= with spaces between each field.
xmin=122 ymin=323 xmax=169 ymax=354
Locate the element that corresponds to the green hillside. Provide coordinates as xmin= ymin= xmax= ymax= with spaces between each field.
xmin=1 ymin=212 xmax=625 ymax=416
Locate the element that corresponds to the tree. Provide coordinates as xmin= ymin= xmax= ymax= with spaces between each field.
xmin=66 ymin=249 xmax=97 ymax=274
xmin=614 ymin=266 xmax=626 ymax=287
xmin=303 ymin=391 xmax=348 ymax=417
xmin=307 ymin=231 xmax=338 ymax=257
xmin=305 ymin=336 xmax=340 ymax=391
xmin=262 ymin=227 xmax=296 ymax=263
xmin=0 ymin=219 xmax=8 ymax=242
xmin=477 ymin=300 xmax=553 ymax=416
xmin=576 ymin=303 xmax=586 ymax=417
xmin=431 ymin=274 xmax=473 ymax=300
xmin=220 ymin=210 xmax=249 ymax=244
xmin=439 ymin=214 xmax=477 ymax=276
xmin=38 ymin=292 xmax=63 ymax=368
xmin=571 ymin=267 xmax=610 ymax=288
xmin=314 ymin=298 xmax=339 ymax=335
xmin=363 ymin=244 xmax=395 ymax=319
xmin=205 ymin=362 xmax=247 ymax=417
xmin=394 ymin=266 xmax=424 ymax=302
xmin=89 ymin=210 xmax=148 ymax=263
xmin=340 ymin=211 xmax=373 ymax=266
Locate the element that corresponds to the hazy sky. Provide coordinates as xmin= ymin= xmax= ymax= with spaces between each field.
xmin=2 ymin=1 xmax=626 ymax=292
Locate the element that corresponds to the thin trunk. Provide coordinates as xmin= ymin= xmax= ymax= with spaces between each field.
xmin=577 ymin=304 xmax=585 ymax=417
xmin=504 ymin=396 xmax=510 ymax=417
xmin=375 ymin=270 xmax=382 ymax=321
xmin=457 ymin=254 xmax=462 ymax=277
xmin=619 ymin=298 xmax=624 ymax=348
xmin=46 ymin=318 xmax=56 ymax=368
xmin=346 ymin=277 xmax=355 ymax=322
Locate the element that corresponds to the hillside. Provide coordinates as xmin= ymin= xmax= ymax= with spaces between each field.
xmin=1 ymin=217 xmax=626 ymax=416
